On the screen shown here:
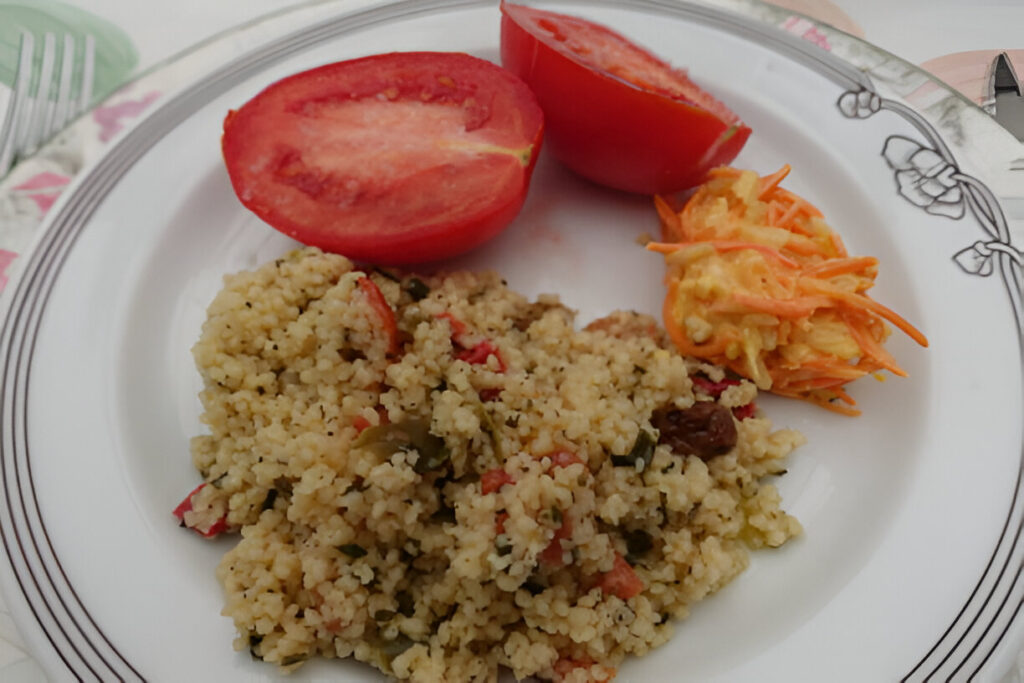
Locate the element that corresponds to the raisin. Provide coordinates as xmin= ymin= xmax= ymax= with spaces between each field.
xmin=651 ymin=403 xmax=736 ymax=460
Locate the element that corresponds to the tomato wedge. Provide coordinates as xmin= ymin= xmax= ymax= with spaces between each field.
xmin=222 ymin=52 xmax=544 ymax=264
xmin=499 ymin=2 xmax=750 ymax=194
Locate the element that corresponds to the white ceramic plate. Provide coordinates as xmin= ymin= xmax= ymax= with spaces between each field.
xmin=2 ymin=1 xmax=1023 ymax=681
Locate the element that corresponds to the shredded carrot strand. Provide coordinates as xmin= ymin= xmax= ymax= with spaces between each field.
xmin=727 ymin=293 xmax=833 ymax=318
xmin=841 ymin=310 xmax=906 ymax=377
xmin=829 ymin=231 xmax=849 ymax=258
xmin=758 ymin=164 xmax=791 ymax=199
xmin=662 ymin=284 xmax=733 ymax=357
xmin=646 ymin=240 xmax=801 ymax=269
xmin=774 ymin=188 xmax=824 ymax=218
xmin=803 ymin=256 xmax=878 ymax=279
xmin=799 ymin=278 xmax=929 ymax=348
xmin=651 ymin=164 xmax=928 ymax=415
xmin=654 ymin=195 xmax=683 ymax=242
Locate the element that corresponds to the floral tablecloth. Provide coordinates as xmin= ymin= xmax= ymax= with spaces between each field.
xmin=0 ymin=0 xmax=1021 ymax=680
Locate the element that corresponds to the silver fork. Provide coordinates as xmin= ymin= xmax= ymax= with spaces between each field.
xmin=0 ymin=31 xmax=95 ymax=179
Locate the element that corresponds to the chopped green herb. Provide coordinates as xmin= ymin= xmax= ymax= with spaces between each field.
xmin=405 ymin=278 xmax=430 ymax=301
xmin=280 ymin=654 xmax=308 ymax=666
xmin=413 ymin=445 xmax=451 ymax=474
xmin=431 ymin=504 xmax=456 ymax=524
xmin=373 ymin=266 xmax=401 ymax=282
xmin=374 ymin=609 xmax=397 ymax=622
xmin=610 ymin=430 xmax=657 ymax=471
xmin=624 ymin=528 xmax=654 ymax=561
xmin=399 ymin=540 xmax=421 ymax=563
xmin=337 ymin=543 xmax=368 ymax=558
xmin=379 ymin=634 xmax=415 ymax=659
xmin=396 ymin=591 xmax=415 ymax=617
xmin=550 ymin=506 xmax=562 ymax=525
xmin=352 ymin=420 xmax=450 ymax=473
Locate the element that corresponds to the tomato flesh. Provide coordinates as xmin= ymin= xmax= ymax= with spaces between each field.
xmin=500 ymin=3 xmax=750 ymax=194
xmin=222 ymin=52 xmax=544 ymax=264
xmin=597 ymin=553 xmax=644 ymax=600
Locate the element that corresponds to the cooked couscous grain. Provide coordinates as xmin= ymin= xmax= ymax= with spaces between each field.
xmin=182 ymin=246 xmax=802 ymax=681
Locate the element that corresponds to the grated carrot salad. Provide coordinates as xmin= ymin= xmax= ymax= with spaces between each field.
xmin=648 ymin=165 xmax=928 ymax=415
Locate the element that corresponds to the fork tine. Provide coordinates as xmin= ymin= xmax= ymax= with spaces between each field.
xmin=20 ymin=32 xmax=57 ymax=156
xmin=0 ymin=31 xmax=35 ymax=178
xmin=77 ymin=34 xmax=95 ymax=115
xmin=48 ymin=34 xmax=75 ymax=137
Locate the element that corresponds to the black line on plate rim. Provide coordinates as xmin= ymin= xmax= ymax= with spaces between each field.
xmin=0 ymin=284 xmax=83 ymax=677
xmin=0 ymin=120 xmax=150 ymax=682
xmin=0 ymin=0 xmax=508 ymax=678
xmin=17 ymin=141 xmax=156 ymax=681
xmin=902 ymin=174 xmax=1024 ymax=682
xmin=955 ymin=561 xmax=1024 ymax=680
xmin=0 ymin=124 xmax=131 ymax=680
xmin=0 ymin=0 xmax=1019 ymax=679
xmin=972 ymin=594 xmax=1024 ymax=679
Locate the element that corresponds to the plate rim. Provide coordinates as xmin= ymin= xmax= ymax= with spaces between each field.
xmin=1 ymin=0 xmax=1022 ymax=680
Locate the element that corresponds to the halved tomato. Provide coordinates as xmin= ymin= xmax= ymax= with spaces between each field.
xmin=499 ymin=2 xmax=750 ymax=194
xmin=222 ymin=52 xmax=544 ymax=264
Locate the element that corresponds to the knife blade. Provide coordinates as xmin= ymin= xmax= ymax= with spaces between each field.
xmin=990 ymin=52 xmax=1024 ymax=141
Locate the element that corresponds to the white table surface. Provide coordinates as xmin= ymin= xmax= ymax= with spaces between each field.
xmin=0 ymin=0 xmax=1021 ymax=680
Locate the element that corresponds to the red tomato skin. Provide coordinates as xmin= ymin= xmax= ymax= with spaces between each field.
xmin=222 ymin=52 xmax=544 ymax=265
xmin=500 ymin=3 xmax=750 ymax=194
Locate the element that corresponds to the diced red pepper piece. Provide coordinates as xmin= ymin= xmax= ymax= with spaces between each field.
xmin=481 ymin=468 xmax=515 ymax=495
xmin=353 ymin=406 xmax=389 ymax=434
xmin=201 ymin=517 xmax=228 ymax=538
xmin=495 ymin=511 xmax=510 ymax=535
xmin=552 ymin=655 xmax=616 ymax=683
xmin=456 ymin=340 xmax=507 ymax=371
xmin=172 ymin=483 xmax=206 ymax=520
xmin=358 ymin=277 xmax=399 ymax=356
xmin=596 ymin=553 xmax=644 ymax=600
xmin=173 ymin=483 xmax=228 ymax=538
xmin=436 ymin=312 xmax=507 ymax=372
xmin=538 ymin=513 xmax=572 ymax=567
xmin=479 ymin=387 xmax=502 ymax=402
xmin=732 ymin=402 xmax=757 ymax=420
xmin=546 ymin=451 xmax=584 ymax=469
xmin=692 ymin=375 xmax=740 ymax=398
xmin=435 ymin=311 xmax=469 ymax=343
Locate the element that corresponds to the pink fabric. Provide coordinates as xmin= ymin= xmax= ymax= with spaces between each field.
xmin=12 ymin=172 xmax=71 ymax=213
xmin=781 ymin=15 xmax=832 ymax=51
xmin=93 ymin=91 xmax=162 ymax=142
xmin=0 ymin=249 xmax=18 ymax=293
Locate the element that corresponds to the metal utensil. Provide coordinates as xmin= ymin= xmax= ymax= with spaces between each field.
xmin=989 ymin=52 xmax=1024 ymax=142
xmin=0 ymin=31 xmax=95 ymax=179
